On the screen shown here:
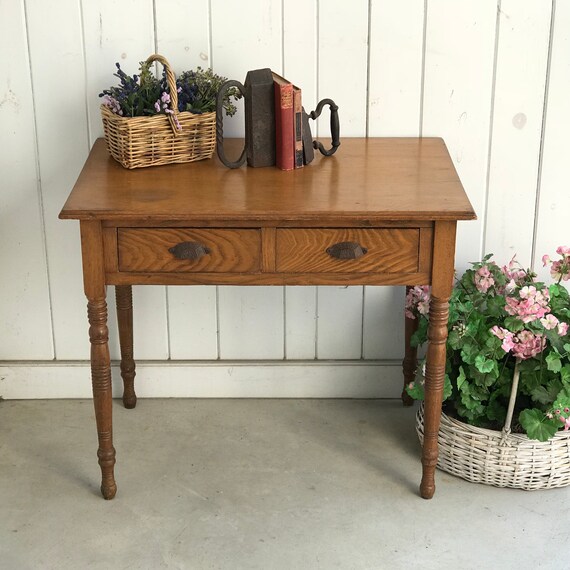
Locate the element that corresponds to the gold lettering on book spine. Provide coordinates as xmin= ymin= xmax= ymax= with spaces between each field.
xmin=281 ymin=90 xmax=293 ymax=108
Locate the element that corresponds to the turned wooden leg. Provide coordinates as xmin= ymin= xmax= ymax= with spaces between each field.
xmin=115 ymin=285 xmax=137 ymax=409
xmin=420 ymin=295 xmax=449 ymax=499
xmin=87 ymin=298 xmax=117 ymax=499
xmin=81 ymin=220 xmax=117 ymax=500
xmin=420 ymin=221 xmax=455 ymax=500
xmin=402 ymin=286 xmax=418 ymax=407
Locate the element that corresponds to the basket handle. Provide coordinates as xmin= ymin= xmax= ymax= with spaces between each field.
xmin=502 ymin=358 xmax=521 ymax=434
xmin=145 ymin=53 xmax=181 ymax=136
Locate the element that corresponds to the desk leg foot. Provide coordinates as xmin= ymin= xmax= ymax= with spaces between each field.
xmin=420 ymin=295 xmax=449 ymax=501
xmin=88 ymin=298 xmax=117 ymax=500
xmin=420 ymin=439 xmax=438 ymax=499
xmin=116 ymin=285 xmax=137 ymax=410
xmin=402 ymin=288 xmax=419 ymax=407
xmin=420 ymin=480 xmax=435 ymax=500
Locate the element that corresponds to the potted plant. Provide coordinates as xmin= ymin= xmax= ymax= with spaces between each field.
xmin=406 ymin=246 xmax=570 ymax=489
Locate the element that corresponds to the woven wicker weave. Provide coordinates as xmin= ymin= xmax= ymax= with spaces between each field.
xmin=101 ymin=54 xmax=216 ymax=169
xmin=416 ymin=403 xmax=570 ymax=490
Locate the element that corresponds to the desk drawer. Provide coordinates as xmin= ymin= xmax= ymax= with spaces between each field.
xmin=275 ymin=228 xmax=419 ymax=273
xmin=118 ymin=228 xmax=261 ymax=273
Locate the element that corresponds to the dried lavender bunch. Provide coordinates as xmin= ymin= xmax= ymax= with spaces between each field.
xmin=100 ymin=61 xmax=160 ymax=117
xmin=173 ymin=67 xmax=239 ymax=116
xmin=100 ymin=61 xmax=239 ymax=118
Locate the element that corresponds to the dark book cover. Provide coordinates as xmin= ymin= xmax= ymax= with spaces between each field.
xmin=244 ymin=68 xmax=276 ymax=167
xmin=293 ymin=85 xmax=303 ymax=169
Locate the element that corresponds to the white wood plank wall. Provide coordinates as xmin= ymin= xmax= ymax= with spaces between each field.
xmin=1 ymin=0 xmax=567 ymax=398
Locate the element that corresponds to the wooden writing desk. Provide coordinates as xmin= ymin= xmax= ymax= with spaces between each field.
xmin=60 ymin=138 xmax=475 ymax=500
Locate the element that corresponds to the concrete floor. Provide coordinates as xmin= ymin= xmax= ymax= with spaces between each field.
xmin=1 ymin=398 xmax=568 ymax=569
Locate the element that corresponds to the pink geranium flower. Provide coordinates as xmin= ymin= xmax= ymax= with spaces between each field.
xmin=505 ymin=286 xmax=550 ymax=323
xmin=474 ymin=265 xmax=494 ymax=293
xmin=405 ymin=286 xmax=430 ymax=319
xmin=559 ymin=416 xmax=570 ymax=431
xmin=540 ymin=314 xmax=559 ymax=330
xmin=490 ymin=326 xmax=516 ymax=353
xmin=491 ymin=327 xmax=547 ymax=360
xmin=511 ymin=330 xmax=546 ymax=360
xmin=502 ymin=256 xmax=527 ymax=285
xmin=543 ymin=246 xmax=570 ymax=282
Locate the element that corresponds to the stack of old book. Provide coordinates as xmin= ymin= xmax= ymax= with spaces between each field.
xmin=244 ymin=69 xmax=306 ymax=171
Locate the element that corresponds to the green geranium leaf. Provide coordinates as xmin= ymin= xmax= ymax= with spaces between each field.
xmin=519 ymin=409 xmax=559 ymax=442
xmin=486 ymin=396 xmax=507 ymax=424
xmin=519 ymin=369 xmax=542 ymax=392
xmin=475 ymin=355 xmax=495 ymax=374
xmin=546 ymin=352 xmax=562 ymax=374
xmin=448 ymin=329 xmax=462 ymax=350
xmin=486 ymin=295 xmax=504 ymax=317
xmin=456 ymin=366 xmax=467 ymax=391
xmin=405 ymin=381 xmax=425 ymax=401
xmin=552 ymin=392 xmax=570 ymax=414
xmin=561 ymin=365 xmax=570 ymax=385
xmin=554 ymin=387 xmax=570 ymax=403
xmin=531 ymin=382 xmax=561 ymax=406
xmin=485 ymin=334 xmax=502 ymax=350
xmin=504 ymin=316 xmax=525 ymax=332
xmin=564 ymin=343 xmax=570 ymax=354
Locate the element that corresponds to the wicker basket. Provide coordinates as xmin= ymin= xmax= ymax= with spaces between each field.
xmin=101 ymin=54 xmax=216 ymax=169
xmin=416 ymin=403 xmax=570 ymax=491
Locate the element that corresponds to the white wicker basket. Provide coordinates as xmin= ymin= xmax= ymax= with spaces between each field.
xmin=416 ymin=403 xmax=570 ymax=490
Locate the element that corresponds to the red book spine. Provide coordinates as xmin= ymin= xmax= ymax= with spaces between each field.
xmin=273 ymin=73 xmax=295 ymax=171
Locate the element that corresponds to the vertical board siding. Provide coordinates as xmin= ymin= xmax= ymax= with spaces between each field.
xmin=218 ymin=286 xmax=284 ymax=359
xmin=367 ymin=0 xmax=425 ymax=137
xmin=285 ymin=287 xmax=317 ymax=360
xmin=317 ymin=286 xmax=364 ymax=359
xmin=1 ymin=0 xmax=568 ymax=393
xmin=82 ymin=0 xmax=169 ymax=359
xmin=0 ymin=0 xmax=53 ymax=359
xmin=168 ymin=286 xmax=218 ymax=360
xmin=534 ymin=1 xmax=570 ymax=281
xmin=25 ymin=0 xmax=91 ymax=359
xmin=364 ymin=0 xmax=425 ymax=360
xmin=154 ymin=0 xmax=211 ymax=71
xmin=484 ymin=0 xmax=552 ymax=267
xmin=422 ymin=0 xmax=498 ymax=271
xmin=317 ymin=0 xmax=369 ymax=136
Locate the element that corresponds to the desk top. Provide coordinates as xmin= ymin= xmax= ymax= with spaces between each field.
xmin=60 ymin=138 xmax=475 ymax=223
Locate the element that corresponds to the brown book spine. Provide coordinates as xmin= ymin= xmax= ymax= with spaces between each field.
xmin=272 ymin=72 xmax=295 ymax=171
xmin=293 ymin=86 xmax=303 ymax=169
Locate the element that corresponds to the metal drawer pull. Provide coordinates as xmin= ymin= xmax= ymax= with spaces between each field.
xmin=326 ymin=241 xmax=368 ymax=260
xmin=169 ymin=241 xmax=211 ymax=260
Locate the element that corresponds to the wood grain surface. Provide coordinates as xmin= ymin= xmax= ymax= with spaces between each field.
xmin=275 ymin=228 xmax=419 ymax=273
xmin=118 ymin=228 xmax=261 ymax=273
xmin=60 ymin=138 xmax=476 ymax=223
